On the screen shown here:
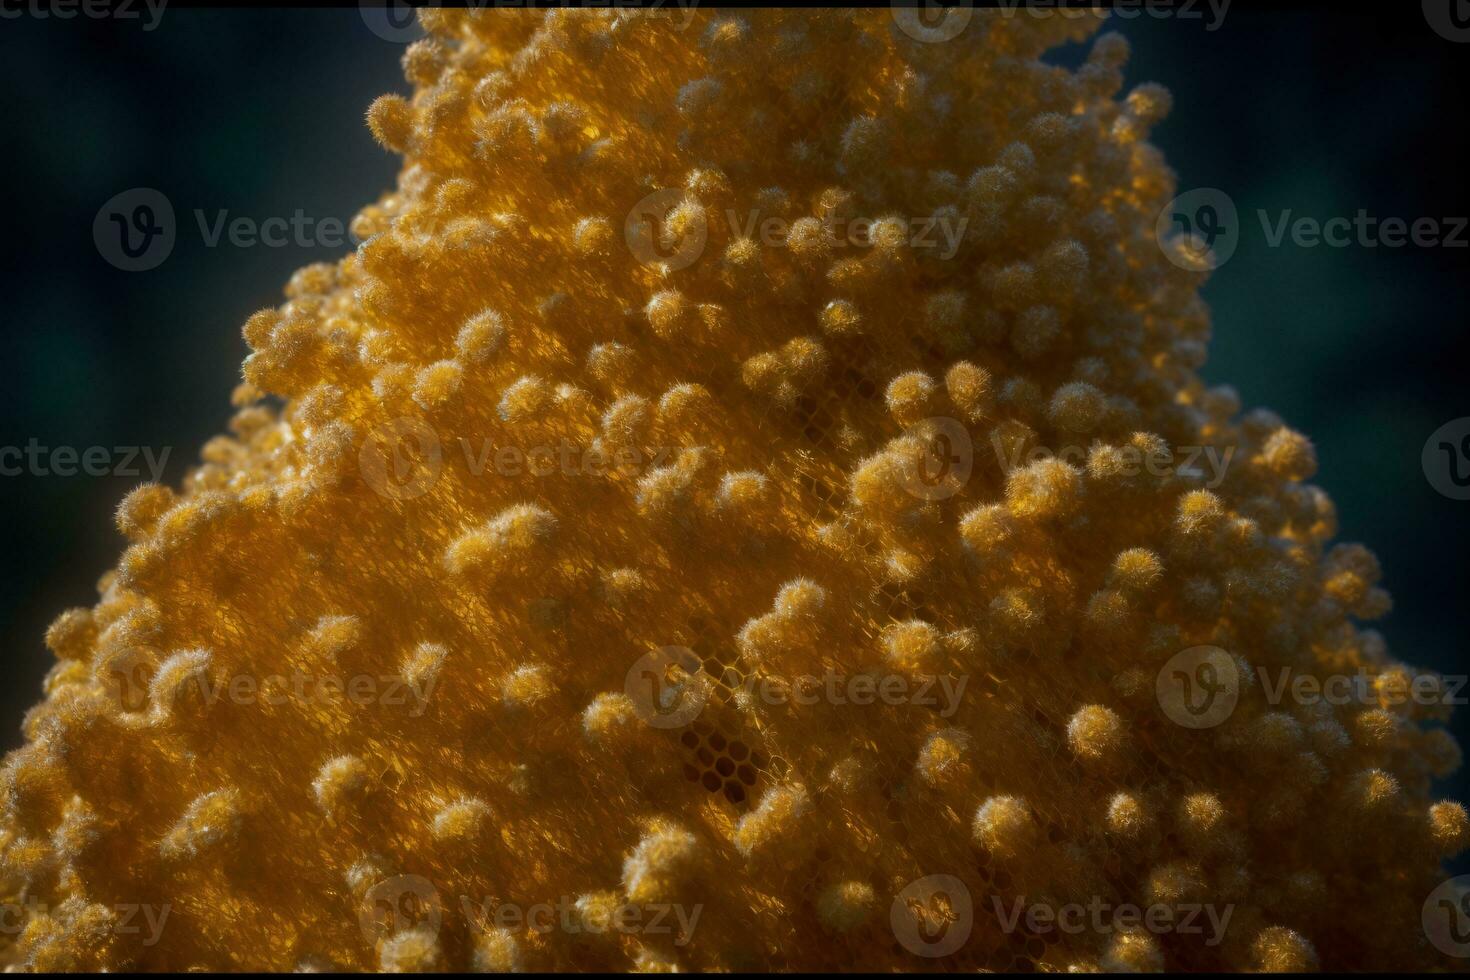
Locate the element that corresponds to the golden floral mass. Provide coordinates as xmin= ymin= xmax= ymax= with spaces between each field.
xmin=0 ymin=5 xmax=1464 ymax=973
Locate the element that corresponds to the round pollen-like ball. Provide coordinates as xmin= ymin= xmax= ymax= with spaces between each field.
xmin=623 ymin=821 xmax=700 ymax=904
xmin=816 ymin=881 xmax=877 ymax=933
xmin=717 ymin=470 xmax=774 ymax=514
xmin=915 ymin=728 xmax=970 ymax=785
xmin=972 ymin=795 xmax=1035 ymax=859
xmin=366 ymin=94 xmax=413 ymax=153
xmin=586 ymin=342 xmax=636 ymax=386
xmin=456 ymin=310 xmax=506 ymax=364
xmin=819 ymin=299 xmax=863 ymax=338
xmin=773 ymin=578 xmax=826 ymax=621
xmin=572 ymin=215 xmax=614 ymax=255
xmin=1067 ymin=704 xmax=1128 ymax=767
xmin=1176 ymin=792 xmax=1226 ymax=849
xmin=501 ymin=664 xmax=554 ymax=707
xmin=497 ymin=375 xmax=551 ymax=423
xmin=884 ymin=371 xmax=938 ymax=426
xmin=1110 ymin=548 xmax=1163 ymax=592
xmin=1346 ymin=767 xmax=1401 ymax=817
xmin=1428 ymin=800 xmax=1470 ymax=856
xmin=378 ymin=926 xmax=445 ymax=973
xmin=431 ymin=796 xmax=492 ymax=845
xmin=1100 ymin=931 xmax=1164 ymax=973
xmin=1005 ymin=458 xmax=1082 ymax=521
xmin=883 ymin=619 xmax=943 ymax=672
xmin=1046 ymin=381 xmax=1106 ymax=433
xmin=733 ymin=784 xmax=810 ymax=857
xmin=582 ymin=692 xmax=639 ymax=741
xmin=444 ymin=504 xmax=558 ymax=580
xmin=1106 ymin=791 xmax=1151 ymax=839
xmin=472 ymin=928 xmax=523 ymax=972
xmin=646 ymin=290 xmax=693 ymax=339
xmin=958 ymin=504 xmax=1015 ymax=554
xmin=44 ymin=608 xmax=97 ymax=662
xmin=1261 ymin=427 xmax=1317 ymax=482
xmin=115 ymin=483 xmax=177 ymax=541
xmin=312 ymin=755 xmax=371 ymax=814
xmin=1175 ymin=488 xmax=1225 ymax=535
xmin=1251 ymin=926 xmax=1319 ymax=972
xmin=944 ymin=361 xmax=993 ymax=423
xmin=412 ymin=359 xmax=463 ymax=411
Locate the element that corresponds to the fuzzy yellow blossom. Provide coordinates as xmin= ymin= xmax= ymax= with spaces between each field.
xmin=0 ymin=7 xmax=1462 ymax=973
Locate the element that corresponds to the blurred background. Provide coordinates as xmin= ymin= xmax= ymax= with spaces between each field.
xmin=0 ymin=4 xmax=1465 ymax=861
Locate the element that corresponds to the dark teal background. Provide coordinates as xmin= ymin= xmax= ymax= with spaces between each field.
xmin=0 ymin=6 xmax=1465 ymax=869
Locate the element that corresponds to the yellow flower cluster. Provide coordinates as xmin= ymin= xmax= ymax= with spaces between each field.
xmin=1 ymin=7 xmax=1463 ymax=972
